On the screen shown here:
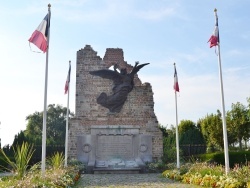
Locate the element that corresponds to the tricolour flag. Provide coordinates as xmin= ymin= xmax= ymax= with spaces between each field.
xmin=28 ymin=14 xmax=50 ymax=53
xmin=174 ymin=66 xmax=179 ymax=92
xmin=64 ymin=64 xmax=71 ymax=94
xmin=208 ymin=11 xmax=219 ymax=48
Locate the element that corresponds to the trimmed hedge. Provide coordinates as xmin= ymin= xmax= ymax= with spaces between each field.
xmin=199 ymin=151 xmax=250 ymax=168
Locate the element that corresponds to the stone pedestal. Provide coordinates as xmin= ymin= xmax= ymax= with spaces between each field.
xmin=77 ymin=125 xmax=152 ymax=173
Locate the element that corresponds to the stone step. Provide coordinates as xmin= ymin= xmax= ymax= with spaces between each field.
xmin=93 ymin=168 xmax=141 ymax=174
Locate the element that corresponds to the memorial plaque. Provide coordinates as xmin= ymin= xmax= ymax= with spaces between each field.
xmin=96 ymin=135 xmax=133 ymax=160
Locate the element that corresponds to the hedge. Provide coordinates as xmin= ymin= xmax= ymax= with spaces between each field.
xmin=199 ymin=151 xmax=250 ymax=168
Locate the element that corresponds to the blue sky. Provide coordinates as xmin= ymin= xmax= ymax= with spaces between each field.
xmin=0 ymin=0 xmax=250 ymax=146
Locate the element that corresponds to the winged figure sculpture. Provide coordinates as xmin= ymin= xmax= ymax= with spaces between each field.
xmin=89 ymin=62 xmax=149 ymax=113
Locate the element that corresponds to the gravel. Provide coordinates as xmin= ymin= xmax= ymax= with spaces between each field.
xmin=76 ymin=173 xmax=200 ymax=188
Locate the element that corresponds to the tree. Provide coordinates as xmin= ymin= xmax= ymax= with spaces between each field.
xmin=227 ymin=102 xmax=250 ymax=149
xmin=25 ymin=112 xmax=43 ymax=145
xmin=160 ymin=124 xmax=178 ymax=163
xmin=12 ymin=131 xmax=29 ymax=147
xmin=179 ymin=120 xmax=205 ymax=145
xmin=178 ymin=120 xmax=206 ymax=156
xmin=178 ymin=120 xmax=196 ymax=135
xmin=24 ymin=104 xmax=73 ymax=145
xmin=199 ymin=110 xmax=223 ymax=151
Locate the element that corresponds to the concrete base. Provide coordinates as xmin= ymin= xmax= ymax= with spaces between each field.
xmin=77 ymin=126 xmax=153 ymax=174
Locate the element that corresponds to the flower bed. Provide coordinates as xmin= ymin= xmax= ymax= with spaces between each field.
xmin=162 ymin=162 xmax=250 ymax=188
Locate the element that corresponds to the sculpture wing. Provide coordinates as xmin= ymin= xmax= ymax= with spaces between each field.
xmin=130 ymin=63 xmax=150 ymax=75
xmin=89 ymin=69 xmax=123 ymax=85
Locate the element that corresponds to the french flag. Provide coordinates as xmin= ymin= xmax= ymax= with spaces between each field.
xmin=65 ymin=64 xmax=71 ymax=94
xmin=174 ymin=66 xmax=179 ymax=92
xmin=28 ymin=14 xmax=50 ymax=53
xmin=208 ymin=13 xmax=219 ymax=48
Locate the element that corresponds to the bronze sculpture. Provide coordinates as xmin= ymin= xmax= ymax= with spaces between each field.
xmin=89 ymin=62 xmax=149 ymax=113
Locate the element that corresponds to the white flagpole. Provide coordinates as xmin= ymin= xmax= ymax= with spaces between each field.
xmin=41 ymin=4 xmax=51 ymax=175
xmin=214 ymin=9 xmax=230 ymax=174
xmin=65 ymin=61 xmax=71 ymax=167
xmin=174 ymin=63 xmax=180 ymax=169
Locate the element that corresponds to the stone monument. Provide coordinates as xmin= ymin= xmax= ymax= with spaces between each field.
xmin=69 ymin=45 xmax=163 ymax=173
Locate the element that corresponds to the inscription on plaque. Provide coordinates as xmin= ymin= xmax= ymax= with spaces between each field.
xmin=96 ymin=135 xmax=133 ymax=160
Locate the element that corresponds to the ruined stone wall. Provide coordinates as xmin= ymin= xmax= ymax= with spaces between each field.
xmin=69 ymin=45 xmax=163 ymax=161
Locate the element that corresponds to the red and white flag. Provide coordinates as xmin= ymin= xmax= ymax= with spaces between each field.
xmin=64 ymin=64 xmax=71 ymax=94
xmin=208 ymin=11 xmax=219 ymax=48
xmin=174 ymin=66 xmax=179 ymax=92
xmin=28 ymin=14 xmax=50 ymax=53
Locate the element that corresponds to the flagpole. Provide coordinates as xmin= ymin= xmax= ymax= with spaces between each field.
xmin=214 ymin=9 xmax=230 ymax=174
xmin=174 ymin=63 xmax=180 ymax=169
xmin=64 ymin=61 xmax=71 ymax=167
xmin=41 ymin=4 xmax=51 ymax=175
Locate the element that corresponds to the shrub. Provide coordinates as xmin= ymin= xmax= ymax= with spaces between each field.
xmin=0 ymin=157 xmax=82 ymax=187
xmin=48 ymin=152 xmax=64 ymax=169
xmin=199 ymin=151 xmax=250 ymax=168
xmin=0 ymin=142 xmax=35 ymax=178
xmin=145 ymin=161 xmax=168 ymax=173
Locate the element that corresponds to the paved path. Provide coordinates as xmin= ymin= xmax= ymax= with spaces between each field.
xmin=76 ymin=173 xmax=200 ymax=188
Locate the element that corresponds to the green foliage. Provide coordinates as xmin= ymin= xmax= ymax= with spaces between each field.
xmin=163 ymin=162 xmax=250 ymax=188
xmin=0 ymin=156 xmax=82 ymax=187
xmin=0 ymin=155 xmax=8 ymax=172
xmin=158 ymin=124 xmax=169 ymax=137
xmin=0 ymin=142 xmax=35 ymax=178
xmin=179 ymin=120 xmax=206 ymax=148
xmin=161 ymin=125 xmax=180 ymax=163
xmin=48 ymin=152 xmax=65 ymax=169
xmin=25 ymin=104 xmax=74 ymax=146
xmin=145 ymin=161 xmax=168 ymax=173
xmin=12 ymin=131 xmax=29 ymax=147
xmin=188 ymin=162 xmax=224 ymax=177
xmin=162 ymin=169 xmax=182 ymax=181
xmin=226 ymin=151 xmax=250 ymax=167
xmin=199 ymin=110 xmax=224 ymax=150
xmin=163 ymin=145 xmax=184 ymax=163
xmin=161 ymin=122 xmax=206 ymax=163
xmin=0 ymin=166 xmax=78 ymax=187
xmin=163 ymin=130 xmax=176 ymax=146
xmin=25 ymin=112 xmax=43 ymax=145
xmin=199 ymin=151 xmax=250 ymax=168
xmin=68 ymin=159 xmax=85 ymax=173
xmin=197 ymin=99 xmax=250 ymax=151
xmin=227 ymin=102 xmax=250 ymax=149
xmin=178 ymin=120 xmax=196 ymax=135
xmin=179 ymin=120 xmax=202 ymax=144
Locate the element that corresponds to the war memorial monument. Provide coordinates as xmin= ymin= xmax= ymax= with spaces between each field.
xmin=68 ymin=45 xmax=163 ymax=173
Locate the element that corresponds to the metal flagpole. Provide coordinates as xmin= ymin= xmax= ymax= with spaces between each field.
xmin=175 ymin=91 xmax=180 ymax=169
xmin=41 ymin=4 xmax=51 ymax=175
xmin=65 ymin=61 xmax=71 ymax=167
xmin=214 ymin=9 xmax=230 ymax=174
xmin=174 ymin=63 xmax=180 ymax=169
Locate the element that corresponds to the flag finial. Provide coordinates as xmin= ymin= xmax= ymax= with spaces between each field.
xmin=214 ymin=8 xmax=217 ymax=13
xmin=48 ymin=3 xmax=51 ymax=11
